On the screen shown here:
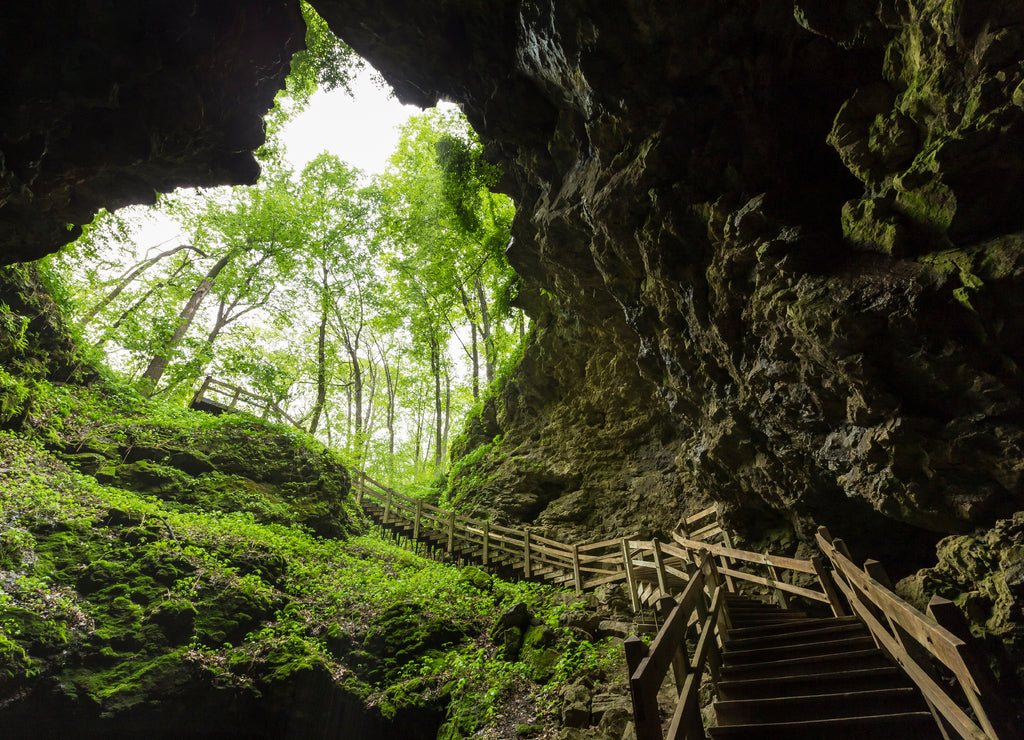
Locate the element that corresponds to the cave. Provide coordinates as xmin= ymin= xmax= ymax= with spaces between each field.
xmin=3 ymin=0 xmax=1024 ymax=731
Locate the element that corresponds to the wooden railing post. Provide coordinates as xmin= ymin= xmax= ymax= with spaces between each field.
xmin=523 ymin=528 xmax=532 ymax=578
xmin=482 ymin=520 xmax=490 ymax=566
xmin=765 ymin=552 xmax=789 ymax=609
xmin=719 ymin=529 xmax=737 ymax=592
xmin=447 ymin=511 xmax=456 ymax=554
xmin=624 ymin=636 xmax=661 ymax=740
xmin=383 ymin=490 xmax=393 ymax=524
xmin=621 ymin=538 xmax=640 ymax=613
xmin=698 ymin=554 xmax=723 ymax=683
xmin=413 ymin=499 xmax=423 ymax=541
xmin=651 ymin=539 xmax=669 ymax=597
xmin=927 ymin=596 xmax=1014 ymax=740
xmin=572 ymin=543 xmax=582 ymax=594
xmin=193 ymin=375 xmax=213 ymax=406
xmin=810 ymin=554 xmax=847 ymax=617
xmin=354 ymin=472 xmax=364 ymax=504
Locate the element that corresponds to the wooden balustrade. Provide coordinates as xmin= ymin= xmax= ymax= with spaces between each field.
xmin=624 ymin=552 xmax=727 ymax=740
xmin=191 ymin=376 xmax=302 ymax=430
xmin=356 ymin=472 xmax=1011 ymax=740
xmin=816 ymin=526 xmax=1018 ymax=740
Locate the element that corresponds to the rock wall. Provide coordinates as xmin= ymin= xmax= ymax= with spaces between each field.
xmin=0 ymin=1 xmax=303 ymax=263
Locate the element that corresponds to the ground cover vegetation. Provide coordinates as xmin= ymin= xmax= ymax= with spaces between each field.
xmin=1 ymin=8 xmax=628 ymax=738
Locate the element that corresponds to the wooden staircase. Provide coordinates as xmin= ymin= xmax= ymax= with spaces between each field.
xmin=709 ymin=594 xmax=941 ymax=739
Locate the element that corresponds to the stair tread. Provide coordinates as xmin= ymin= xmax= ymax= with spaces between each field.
xmin=715 ymin=686 xmax=925 ymax=724
xmin=722 ymin=635 xmax=877 ymax=664
xmin=719 ymin=647 xmax=889 ymax=680
xmin=709 ymin=711 xmax=940 ymax=739
xmin=719 ymin=668 xmax=911 ymax=701
xmin=726 ymin=617 xmax=844 ymax=639
xmin=723 ymin=620 xmax=865 ymax=650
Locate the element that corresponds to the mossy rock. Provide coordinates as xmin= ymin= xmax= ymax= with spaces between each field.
xmin=360 ymin=602 xmax=466 ymax=682
xmin=457 ymin=565 xmax=493 ymax=592
xmin=520 ymin=625 xmax=560 ymax=682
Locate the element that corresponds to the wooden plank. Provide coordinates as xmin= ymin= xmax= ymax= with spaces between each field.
xmin=672 ymin=533 xmax=816 ymax=574
xmin=715 ymin=565 xmax=829 ymax=603
xmin=685 ymin=505 xmax=718 ymax=526
xmin=666 ymin=673 xmax=703 ymax=740
xmin=625 ymin=638 xmax=661 ymax=740
xmin=927 ymin=597 xmax=1019 ymax=740
xmin=482 ymin=520 xmax=489 ymax=566
xmin=811 ymin=554 xmax=848 ymax=617
xmin=572 ymin=544 xmax=582 ymax=593
xmin=577 ymin=551 xmax=626 ymax=565
xmin=634 ymin=558 xmax=709 ymax=690
xmin=621 ymin=538 xmax=639 ymax=613
xmin=523 ymin=529 xmax=532 ymax=577
xmin=689 ymin=522 xmax=722 ymax=541
xmin=577 ymin=533 xmax=641 ymax=552
xmin=579 ymin=571 xmax=627 ymax=591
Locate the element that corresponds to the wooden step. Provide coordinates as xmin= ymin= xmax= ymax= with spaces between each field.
xmin=722 ymin=636 xmax=877 ymax=666
xmin=726 ymin=617 xmax=846 ymax=641
xmin=708 ymin=711 xmax=941 ymax=739
xmin=719 ymin=648 xmax=890 ymax=681
xmin=723 ymin=618 xmax=862 ymax=651
xmin=716 ymin=666 xmax=910 ymax=701
xmin=715 ymin=687 xmax=926 ymax=725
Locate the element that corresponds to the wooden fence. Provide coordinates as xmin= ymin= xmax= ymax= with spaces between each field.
xmin=191 ymin=376 xmax=302 ymax=430
xmin=615 ymin=518 xmax=1017 ymax=740
xmin=817 ymin=527 xmax=1016 ymax=740
xmin=355 ymin=471 xmax=635 ymax=593
xmin=624 ymin=552 xmax=727 ymax=740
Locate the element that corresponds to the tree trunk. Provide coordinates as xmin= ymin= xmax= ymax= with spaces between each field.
xmin=431 ymin=337 xmax=443 ymax=469
xmin=474 ymin=275 xmax=495 ymax=384
xmin=308 ymin=299 xmax=329 ymax=435
xmin=80 ymin=244 xmax=196 ymax=329
xmin=140 ymin=246 xmax=240 ymax=394
xmin=377 ymin=342 xmax=398 ymax=479
xmin=458 ymin=284 xmax=480 ymax=399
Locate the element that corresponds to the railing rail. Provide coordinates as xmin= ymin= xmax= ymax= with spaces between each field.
xmin=816 ymin=526 xmax=1017 ymax=740
xmin=191 ymin=376 xmax=303 ymax=430
xmin=350 ymin=473 xmax=1012 ymax=740
xmin=624 ymin=552 xmax=727 ymax=740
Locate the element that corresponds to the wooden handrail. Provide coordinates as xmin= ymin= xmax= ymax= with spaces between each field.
xmin=356 ymin=476 xmax=1011 ymax=739
xmin=816 ymin=526 xmax=1017 ymax=740
xmin=192 ymin=375 xmax=303 ymax=430
xmin=625 ymin=552 xmax=725 ymax=740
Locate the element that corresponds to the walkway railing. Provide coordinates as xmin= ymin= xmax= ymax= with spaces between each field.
xmin=817 ymin=526 xmax=1014 ymax=740
xmin=624 ymin=551 xmax=727 ymax=740
xmin=618 ymin=520 xmax=1015 ymax=740
xmin=191 ymin=376 xmax=302 ymax=430
xmin=190 ymin=385 xmax=1012 ymax=739
xmin=354 ymin=471 xmax=635 ymax=592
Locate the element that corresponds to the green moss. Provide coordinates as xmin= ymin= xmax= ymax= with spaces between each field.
xmin=841 ymin=198 xmax=907 ymax=256
xmin=919 ymin=248 xmax=985 ymax=310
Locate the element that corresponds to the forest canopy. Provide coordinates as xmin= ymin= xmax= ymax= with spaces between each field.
xmin=45 ymin=62 xmax=523 ymax=490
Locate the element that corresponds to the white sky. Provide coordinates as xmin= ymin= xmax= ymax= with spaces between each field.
xmin=282 ymin=69 xmax=429 ymax=175
xmin=132 ymin=68 xmax=437 ymax=249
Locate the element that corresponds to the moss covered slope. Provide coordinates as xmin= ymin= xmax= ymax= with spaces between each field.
xmin=1 ymin=384 xmax=628 ymax=739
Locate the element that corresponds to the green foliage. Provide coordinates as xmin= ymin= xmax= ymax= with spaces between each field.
xmin=287 ymin=1 xmax=364 ymax=104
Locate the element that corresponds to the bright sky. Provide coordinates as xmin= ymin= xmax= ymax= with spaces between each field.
xmin=132 ymin=68 xmax=437 ymax=249
xmin=282 ymin=69 xmax=427 ymax=176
